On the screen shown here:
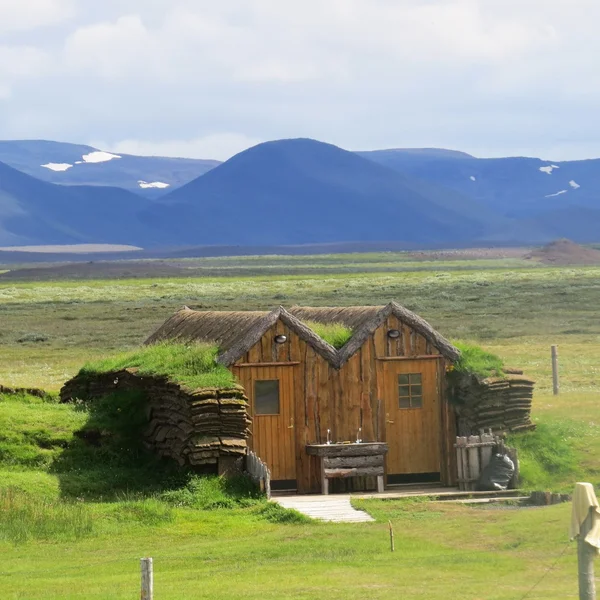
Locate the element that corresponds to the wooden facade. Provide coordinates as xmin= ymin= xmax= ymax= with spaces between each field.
xmin=146 ymin=303 xmax=460 ymax=494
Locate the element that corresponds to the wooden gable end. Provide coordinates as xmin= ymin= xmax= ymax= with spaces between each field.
xmin=372 ymin=314 xmax=443 ymax=359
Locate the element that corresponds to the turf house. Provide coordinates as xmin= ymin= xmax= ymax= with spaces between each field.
xmin=143 ymin=302 xmax=463 ymax=493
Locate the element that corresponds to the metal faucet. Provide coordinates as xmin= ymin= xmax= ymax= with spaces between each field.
xmin=326 ymin=429 xmax=332 ymax=445
xmin=356 ymin=427 xmax=362 ymax=443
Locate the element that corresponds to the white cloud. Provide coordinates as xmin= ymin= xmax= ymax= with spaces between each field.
xmin=3 ymin=1 xmax=600 ymax=160
xmin=0 ymin=45 xmax=52 ymax=99
xmin=0 ymin=0 xmax=74 ymax=33
xmin=98 ymin=133 xmax=262 ymax=161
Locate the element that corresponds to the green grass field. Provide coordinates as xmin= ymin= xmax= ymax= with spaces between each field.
xmin=0 ymin=252 xmax=598 ymax=599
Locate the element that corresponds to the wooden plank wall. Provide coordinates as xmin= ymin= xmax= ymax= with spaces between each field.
xmin=231 ymin=314 xmax=456 ymax=493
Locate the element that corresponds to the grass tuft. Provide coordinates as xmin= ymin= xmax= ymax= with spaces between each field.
xmin=80 ymin=342 xmax=236 ymax=389
xmin=0 ymin=487 xmax=94 ymax=544
xmin=161 ymin=475 xmax=261 ymax=510
xmin=304 ymin=321 xmax=353 ymax=349
xmin=451 ymin=341 xmax=505 ymax=378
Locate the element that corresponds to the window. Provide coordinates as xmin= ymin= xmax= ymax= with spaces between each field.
xmin=254 ymin=380 xmax=280 ymax=415
xmin=398 ymin=373 xmax=423 ymax=409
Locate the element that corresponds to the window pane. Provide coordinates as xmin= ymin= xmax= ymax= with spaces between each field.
xmin=411 ymin=385 xmax=422 ymax=396
xmin=255 ymin=380 xmax=280 ymax=415
xmin=398 ymin=385 xmax=410 ymax=397
xmin=411 ymin=396 xmax=423 ymax=408
xmin=398 ymin=374 xmax=410 ymax=385
xmin=399 ymin=397 xmax=411 ymax=409
xmin=410 ymin=373 xmax=422 ymax=384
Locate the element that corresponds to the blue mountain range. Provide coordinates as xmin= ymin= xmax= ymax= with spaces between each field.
xmin=0 ymin=138 xmax=598 ymax=248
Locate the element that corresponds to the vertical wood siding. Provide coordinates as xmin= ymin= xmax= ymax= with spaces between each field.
xmin=232 ymin=314 xmax=454 ymax=493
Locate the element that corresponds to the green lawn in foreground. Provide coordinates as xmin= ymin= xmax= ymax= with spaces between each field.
xmin=0 ymin=500 xmax=578 ymax=600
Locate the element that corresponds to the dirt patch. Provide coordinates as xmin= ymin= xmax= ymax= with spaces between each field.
xmin=524 ymin=239 xmax=600 ymax=265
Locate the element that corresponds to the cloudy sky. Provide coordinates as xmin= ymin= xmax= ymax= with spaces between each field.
xmin=0 ymin=0 xmax=597 ymax=161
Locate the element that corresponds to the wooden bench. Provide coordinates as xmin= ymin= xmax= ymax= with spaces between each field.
xmin=306 ymin=442 xmax=389 ymax=495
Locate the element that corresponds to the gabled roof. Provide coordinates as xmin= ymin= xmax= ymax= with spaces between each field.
xmin=145 ymin=302 xmax=460 ymax=367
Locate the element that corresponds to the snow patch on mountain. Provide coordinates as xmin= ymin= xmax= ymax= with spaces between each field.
xmin=41 ymin=163 xmax=73 ymax=172
xmin=569 ymin=180 xmax=581 ymax=189
xmin=545 ymin=190 xmax=568 ymax=198
xmin=539 ymin=164 xmax=560 ymax=175
xmin=138 ymin=180 xmax=170 ymax=189
xmin=81 ymin=151 xmax=121 ymax=164
xmin=470 ymin=175 xmax=476 ymax=181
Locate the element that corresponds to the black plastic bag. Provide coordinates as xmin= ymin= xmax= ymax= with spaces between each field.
xmin=477 ymin=453 xmax=515 ymax=491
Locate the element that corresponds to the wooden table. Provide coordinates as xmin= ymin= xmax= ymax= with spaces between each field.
xmin=306 ymin=442 xmax=389 ymax=495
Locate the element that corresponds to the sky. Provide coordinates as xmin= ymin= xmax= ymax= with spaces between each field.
xmin=0 ymin=0 xmax=598 ymax=161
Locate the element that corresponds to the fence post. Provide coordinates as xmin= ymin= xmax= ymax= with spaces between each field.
xmin=141 ymin=557 xmax=153 ymax=600
xmin=551 ymin=345 xmax=559 ymax=395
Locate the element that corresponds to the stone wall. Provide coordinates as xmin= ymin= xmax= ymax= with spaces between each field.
xmin=60 ymin=368 xmax=251 ymax=468
xmin=450 ymin=369 xmax=535 ymax=435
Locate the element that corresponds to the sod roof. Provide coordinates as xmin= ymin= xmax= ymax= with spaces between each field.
xmin=145 ymin=302 xmax=460 ymax=367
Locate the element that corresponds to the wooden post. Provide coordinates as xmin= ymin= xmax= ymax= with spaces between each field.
xmin=467 ymin=435 xmax=481 ymax=491
xmin=388 ymin=520 xmax=395 ymax=552
xmin=578 ymin=508 xmax=596 ymax=600
xmin=551 ymin=345 xmax=559 ymax=396
xmin=141 ymin=557 xmax=153 ymax=600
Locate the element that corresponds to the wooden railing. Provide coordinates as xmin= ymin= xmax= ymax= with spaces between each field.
xmin=245 ymin=450 xmax=271 ymax=499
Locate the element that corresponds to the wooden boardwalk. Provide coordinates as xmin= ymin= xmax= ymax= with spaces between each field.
xmin=274 ymin=494 xmax=374 ymax=523
xmin=274 ymin=486 xmax=525 ymax=522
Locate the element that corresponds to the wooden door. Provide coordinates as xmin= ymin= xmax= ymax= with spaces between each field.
xmin=235 ymin=365 xmax=297 ymax=483
xmin=380 ymin=359 xmax=441 ymax=480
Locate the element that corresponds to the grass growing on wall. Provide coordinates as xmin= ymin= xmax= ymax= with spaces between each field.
xmin=451 ymin=341 xmax=506 ymax=379
xmin=80 ymin=343 xmax=236 ymax=389
xmin=304 ymin=321 xmax=353 ymax=349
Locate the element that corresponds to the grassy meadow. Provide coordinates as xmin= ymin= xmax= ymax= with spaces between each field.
xmin=0 ymin=251 xmax=599 ymax=598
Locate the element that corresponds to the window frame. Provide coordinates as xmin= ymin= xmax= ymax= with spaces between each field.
xmin=397 ymin=373 xmax=423 ymax=409
xmin=254 ymin=379 xmax=281 ymax=416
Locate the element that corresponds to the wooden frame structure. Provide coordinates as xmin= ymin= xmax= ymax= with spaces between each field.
xmin=146 ymin=302 xmax=461 ymax=494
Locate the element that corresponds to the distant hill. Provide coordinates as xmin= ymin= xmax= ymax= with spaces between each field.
xmin=142 ymin=138 xmax=538 ymax=246
xmin=359 ymin=150 xmax=600 ymax=241
xmin=2 ymin=136 xmax=600 ymax=250
xmin=525 ymin=239 xmax=600 ymax=265
xmin=0 ymin=161 xmax=167 ymax=246
xmin=0 ymin=140 xmax=220 ymax=196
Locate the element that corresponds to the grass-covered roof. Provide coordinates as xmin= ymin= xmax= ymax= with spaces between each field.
xmin=80 ymin=343 xmax=236 ymax=389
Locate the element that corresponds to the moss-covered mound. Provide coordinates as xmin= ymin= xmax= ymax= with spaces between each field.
xmin=79 ymin=343 xmax=235 ymax=389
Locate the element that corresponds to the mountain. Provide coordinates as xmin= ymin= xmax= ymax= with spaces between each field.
xmin=358 ymin=150 xmax=600 ymax=241
xmin=0 ymin=161 xmax=167 ymax=246
xmin=0 ymin=140 xmax=220 ymax=197
xmin=140 ymin=138 xmax=543 ymax=246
